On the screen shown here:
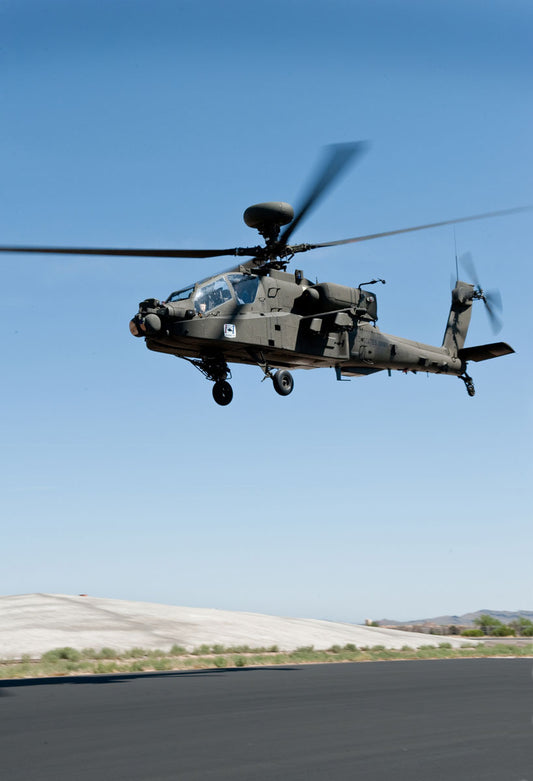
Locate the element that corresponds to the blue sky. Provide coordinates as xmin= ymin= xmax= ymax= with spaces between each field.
xmin=1 ymin=0 xmax=532 ymax=623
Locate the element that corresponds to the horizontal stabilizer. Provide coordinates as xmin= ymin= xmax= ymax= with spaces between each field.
xmin=458 ymin=342 xmax=515 ymax=363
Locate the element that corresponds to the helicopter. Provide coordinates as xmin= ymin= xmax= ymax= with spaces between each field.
xmin=0 ymin=142 xmax=522 ymax=405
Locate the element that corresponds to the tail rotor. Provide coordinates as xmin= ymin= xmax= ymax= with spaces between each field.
xmin=459 ymin=252 xmax=503 ymax=334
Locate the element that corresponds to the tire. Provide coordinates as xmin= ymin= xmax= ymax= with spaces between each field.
xmin=212 ymin=380 xmax=233 ymax=406
xmin=273 ymin=369 xmax=294 ymax=397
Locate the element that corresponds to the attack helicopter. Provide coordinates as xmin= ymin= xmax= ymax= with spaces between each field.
xmin=0 ymin=143 xmax=521 ymax=405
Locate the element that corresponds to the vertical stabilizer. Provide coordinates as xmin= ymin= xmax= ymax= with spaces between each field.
xmin=442 ymin=281 xmax=475 ymax=356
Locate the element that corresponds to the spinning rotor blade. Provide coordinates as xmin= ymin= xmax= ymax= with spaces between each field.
xmin=459 ymin=251 xmax=503 ymax=334
xmin=299 ymin=206 xmax=530 ymax=252
xmin=278 ymin=141 xmax=369 ymax=247
xmin=459 ymin=251 xmax=479 ymax=286
xmin=483 ymin=293 xmax=503 ymax=334
xmin=0 ymin=245 xmax=262 ymax=260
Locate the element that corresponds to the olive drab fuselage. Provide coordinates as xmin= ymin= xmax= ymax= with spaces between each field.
xmin=130 ymin=266 xmax=513 ymax=404
xmin=1 ymin=143 xmax=519 ymax=406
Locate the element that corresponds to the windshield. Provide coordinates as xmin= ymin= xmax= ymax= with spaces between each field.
xmin=227 ymin=273 xmax=260 ymax=305
xmin=167 ymin=285 xmax=195 ymax=303
xmin=194 ymin=277 xmax=232 ymax=313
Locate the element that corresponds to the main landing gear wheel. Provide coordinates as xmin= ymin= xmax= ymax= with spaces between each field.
xmin=212 ymin=380 xmax=233 ymax=406
xmin=273 ymin=369 xmax=294 ymax=396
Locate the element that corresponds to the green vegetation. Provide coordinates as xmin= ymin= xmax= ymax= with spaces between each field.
xmin=509 ymin=617 xmax=533 ymax=637
xmin=0 ymin=640 xmax=532 ymax=680
xmin=459 ymin=614 xmax=533 ymax=638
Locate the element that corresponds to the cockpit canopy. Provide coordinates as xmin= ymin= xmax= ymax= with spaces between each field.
xmin=167 ymin=285 xmax=195 ymax=303
xmin=166 ymin=273 xmax=260 ymax=313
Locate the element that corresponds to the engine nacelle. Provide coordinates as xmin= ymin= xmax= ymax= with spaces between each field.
xmin=303 ymin=282 xmax=378 ymax=321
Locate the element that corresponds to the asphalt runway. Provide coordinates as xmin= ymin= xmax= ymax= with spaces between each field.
xmin=1 ymin=659 xmax=532 ymax=780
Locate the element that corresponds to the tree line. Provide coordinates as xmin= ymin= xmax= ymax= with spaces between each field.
xmin=461 ymin=615 xmax=533 ymax=637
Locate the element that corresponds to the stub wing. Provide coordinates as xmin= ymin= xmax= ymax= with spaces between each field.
xmin=458 ymin=342 xmax=515 ymax=363
xmin=338 ymin=366 xmax=384 ymax=378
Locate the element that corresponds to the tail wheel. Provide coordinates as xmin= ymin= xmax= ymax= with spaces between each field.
xmin=273 ymin=369 xmax=294 ymax=396
xmin=212 ymin=380 xmax=233 ymax=406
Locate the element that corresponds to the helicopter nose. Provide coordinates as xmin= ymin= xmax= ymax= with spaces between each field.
xmin=129 ymin=315 xmax=144 ymax=337
xmin=129 ymin=313 xmax=162 ymax=337
xmin=144 ymin=313 xmax=162 ymax=333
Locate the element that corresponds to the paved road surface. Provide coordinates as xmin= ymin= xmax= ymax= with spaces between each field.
xmin=1 ymin=659 xmax=532 ymax=780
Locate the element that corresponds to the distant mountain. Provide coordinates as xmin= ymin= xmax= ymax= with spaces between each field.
xmin=379 ymin=610 xmax=533 ymax=627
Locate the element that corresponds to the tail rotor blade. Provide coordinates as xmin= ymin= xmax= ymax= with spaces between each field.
xmin=484 ymin=299 xmax=503 ymax=334
xmin=485 ymin=288 xmax=503 ymax=313
xmin=459 ymin=251 xmax=479 ymax=286
xmin=458 ymin=251 xmax=504 ymax=332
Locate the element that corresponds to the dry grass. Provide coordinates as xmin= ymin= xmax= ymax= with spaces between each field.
xmin=0 ymin=642 xmax=532 ymax=680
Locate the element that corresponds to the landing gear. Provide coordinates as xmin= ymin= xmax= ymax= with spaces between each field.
xmin=212 ymin=380 xmax=233 ymax=406
xmin=459 ymin=371 xmax=476 ymax=397
xmin=186 ymin=355 xmax=234 ymax=405
xmin=272 ymin=369 xmax=294 ymax=396
xmin=255 ymin=356 xmax=295 ymax=398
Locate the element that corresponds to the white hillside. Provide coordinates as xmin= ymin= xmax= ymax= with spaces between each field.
xmin=0 ymin=594 xmax=476 ymax=658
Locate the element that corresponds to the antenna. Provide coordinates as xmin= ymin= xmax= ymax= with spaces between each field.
xmin=453 ymin=227 xmax=459 ymax=284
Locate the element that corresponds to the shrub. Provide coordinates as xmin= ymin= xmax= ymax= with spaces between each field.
xmin=233 ymin=656 xmax=246 ymax=667
xmin=41 ymin=647 xmax=81 ymax=662
xmin=461 ymin=629 xmax=484 ymax=637
xmin=169 ymin=644 xmax=187 ymax=655
xmin=192 ymin=644 xmax=212 ymax=656
xmin=152 ymin=658 xmax=172 ymax=671
xmin=94 ymin=661 xmax=118 ymax=674
xmin=225 ymin=645 xmax=251 ymax=654
xmin=97 ymin=647 xmax=120 ymax=659
xmin=127 ymin=647 xmax=148 ymax=658
xmin=81 ymin=648 xmax=96 ymax=658
xmin=492 ymin=626 xmax=515 ymax=637
xmin=213 ymin=657 xmax=226 ymax=668
xmin=128 ymin=660 xmax=146 ymax=672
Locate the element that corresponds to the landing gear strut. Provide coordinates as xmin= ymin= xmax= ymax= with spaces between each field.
xmin=186 ymin=356 xmax=234 ymax=406
xmin=459 ymin=371 xmax=476 ymax=397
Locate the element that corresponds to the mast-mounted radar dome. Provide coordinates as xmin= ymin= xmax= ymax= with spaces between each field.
xmin=243 ymin=202 xmax=294 ymax=231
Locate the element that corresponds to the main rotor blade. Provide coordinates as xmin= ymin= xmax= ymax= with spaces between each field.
xmin=278 ymin=141 xmax=369 ymax=248
xmin=0 ymin=245 xmax=262 ymax=259
xmin=300 ymin=206 xmax=531 ymax=252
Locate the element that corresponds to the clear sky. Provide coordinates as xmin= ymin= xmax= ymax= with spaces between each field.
xmin=1 ymin=0 xmax=531 ymax=623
